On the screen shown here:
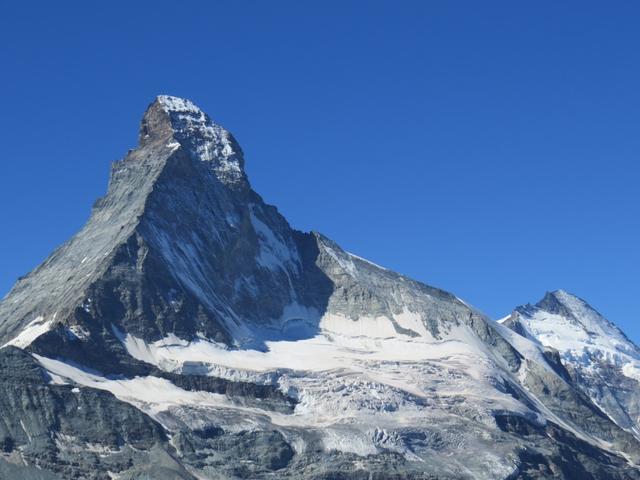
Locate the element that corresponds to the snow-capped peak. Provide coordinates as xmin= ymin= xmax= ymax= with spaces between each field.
xmin=509 ymin=289 xmax=637 ymax=358
xmin=156 ymin=94 xmax=203 ymax=114
xmin=526 ymin=289 xmax=632 ymax=348
xmin=504 ymin=290 xmax=640 ymax=438
xmin=144 ymin=95 xmax=247 ymax=187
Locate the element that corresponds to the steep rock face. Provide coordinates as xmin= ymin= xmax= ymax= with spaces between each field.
xmin=0 ymin=96 xmax=639 ymax=479
xmin=501 ymin=290 xmax=640 ymax=439
xmin=0 ymin=96 xmax=311 ymax=350
xmin=0 ymin=347 xmax=191 ymax=480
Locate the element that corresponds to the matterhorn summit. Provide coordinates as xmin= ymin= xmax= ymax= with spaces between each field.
xmin=0 ymin=96 xmax=639 ymax=479
xmin=141 ymin=95 xmax=248 ymax=186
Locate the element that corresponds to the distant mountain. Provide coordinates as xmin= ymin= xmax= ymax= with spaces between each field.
xmin=0 ymin=96 xmax=638 ymax=479
xmin=501 ymin=289 xmax=640 ymax=439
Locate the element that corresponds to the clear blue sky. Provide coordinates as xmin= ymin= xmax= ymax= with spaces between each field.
xmin=1 ymin=2 xmax=638 ymax=341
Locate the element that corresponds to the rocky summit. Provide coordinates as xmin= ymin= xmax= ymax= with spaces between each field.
xmin=0 ymin=95 xmax=639 ymax=480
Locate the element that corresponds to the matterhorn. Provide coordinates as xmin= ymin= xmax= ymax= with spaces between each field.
xmin=0 ymin=96 xmax=638 ymax=480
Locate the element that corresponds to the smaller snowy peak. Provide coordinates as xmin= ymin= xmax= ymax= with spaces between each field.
xmin=141 ymin=95 xmax=247 ymax=187
xmin=506 ymin=291 xmax=640 ymax=440
xmin=533 ymin=290 xmax=580 ymax=319
xmin=507 ymin=290 xmax=640 ymax=370
xmin=527 ymin=290 xmax=630 ymax=343
xmin=535 ymin=290 xmax=597 ymax=321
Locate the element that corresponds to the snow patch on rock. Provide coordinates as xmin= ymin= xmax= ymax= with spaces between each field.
xmin=2 ymin=316 xmax=54 ymax=349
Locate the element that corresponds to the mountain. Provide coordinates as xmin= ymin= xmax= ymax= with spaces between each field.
xmin=0 ymin=96 xmax=639 ymax=479
xmin=501 ymin=289 xmax=640 ymax=440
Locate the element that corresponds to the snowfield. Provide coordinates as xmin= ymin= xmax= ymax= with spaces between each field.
xmin=34 ymin=319 xmax=536 ymax=464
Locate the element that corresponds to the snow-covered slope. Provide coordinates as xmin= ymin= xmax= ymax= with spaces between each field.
xmin=0 ymin=97 xmax=638 ymax=480
xmin=501 ymin=290 xmax=640 ymax=438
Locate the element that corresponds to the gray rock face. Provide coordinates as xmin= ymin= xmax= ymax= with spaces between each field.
xmin=0 ymin=347 xmax=190 ymax=480
xmin=0 ymin=96 xmax=639 ymax=479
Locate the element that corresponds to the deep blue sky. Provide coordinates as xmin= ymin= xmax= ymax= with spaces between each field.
xmin=1 ymin=2 xmax=638 ymax=341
